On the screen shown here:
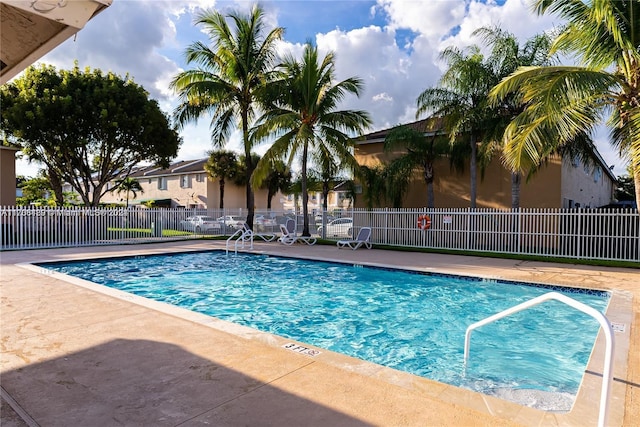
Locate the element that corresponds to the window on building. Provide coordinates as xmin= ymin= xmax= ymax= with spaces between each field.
xmin=180 ymin=175 xmax=191 ymax=188
xmin=157 ymin=177 xmax=167 ymax=190
xmin=195 ymin=173 xmax=205 ymax=182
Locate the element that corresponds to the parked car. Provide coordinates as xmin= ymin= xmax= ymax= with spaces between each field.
xmin=180 ymin=216 xmax=221 ymax=233
xmin=314 ymin=214 xmax=335 ymax=225
xmin=217 ymin=215 xmax=246 ymax=229
xmin=255 ymin=214 xmax=277 ymax=228
xmin=317 ymin=217 xmax=353 ymax=238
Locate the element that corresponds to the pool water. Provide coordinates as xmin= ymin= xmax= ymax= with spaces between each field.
xmin=40 ymin=251 xmax=609 ymax=407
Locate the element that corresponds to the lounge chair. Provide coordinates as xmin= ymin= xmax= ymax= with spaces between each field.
xmin=278 ymin=218 xmax=316 ymax=245
xmin=337 ymin=227 xmax=372 ymax=250
xmin=244 ymin=222 xmax=276 ymax=242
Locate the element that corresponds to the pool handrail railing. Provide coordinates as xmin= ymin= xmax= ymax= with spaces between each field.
xmin=225 ymin=225 xmax=253 ymax=254
xmin=463 ymin=291 xmax=614 ymax=427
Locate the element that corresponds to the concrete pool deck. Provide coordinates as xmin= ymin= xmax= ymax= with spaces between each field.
xmin=0 ymin=241 xmax=637 ymax=426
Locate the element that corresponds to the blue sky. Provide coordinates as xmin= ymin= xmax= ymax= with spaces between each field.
xmin=16 ymin=0 xmax=626 ymax=177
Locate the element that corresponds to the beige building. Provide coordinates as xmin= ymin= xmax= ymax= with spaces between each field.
xmin=355 ymin=119 xmax=616 ymax=209
xmin=281 ymin=181 xmax=354 ymax=214
xmin=99 ymin=158 xmax=286 ymax=210
xmin=0 ymin=146 xmax=19 ymax=206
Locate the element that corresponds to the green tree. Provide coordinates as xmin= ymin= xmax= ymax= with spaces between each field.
xmin=383 ymin=121 xmax=453 ymax=208
xmin=490 ymin=0 xmax=640 ymax=209
xmin=111 ymin=177 xmax=144 ymax=208
xmin=416 ymin=46 xmax=497 ymax=208
xmin=233 ymin=153 xmax=262 ymax=187
xmin=312 ymin=144 xmax=352 ymax=213
xmin=261 ymin=159 xmax=292 ymax=210
xmin=16 ymin=174 xmax=51 ymax=206
xmin=356 ymin=164 xmax=386 ymax=210
xmin=253 ymin=42 xmax=371 ymax=236
xmin=171 ymin=5 xmax=283 ymax=227
xmin=204 ymin=150 xmax=239 ymax=209
xmin=616 ymin=173 xmax=636 ymax=202
xmin=0 ymin=64 xmax=181 ymax=207
xmin=473 ymin=27 xmax=556 ymax=209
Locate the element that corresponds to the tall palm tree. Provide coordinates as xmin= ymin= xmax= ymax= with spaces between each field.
xmin=416 ymin=46 xmax=497 ymax=208
xmin=490 ymin=0 xmax=640 ymax=208
xmin=252 ymin=42 xmax=371 ymax=236
xmin=171 ymin=5 xmax=284 ymax=226
xmin=112 ymin=177 xmax=143 ymax=208
xmin=383 ymin=120 xmax=454 ymax=208
xmin=204 ymin=150 xmax=238 ymax=209
xmin=474 ymin=27 xmax=557 ymax=208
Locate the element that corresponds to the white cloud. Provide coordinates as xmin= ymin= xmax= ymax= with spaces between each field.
xmin=372 ymin=92 xmax=393 ymax=102
xmin=376 ymin=0 xmax=467 ymax=43
xmin=313 ymin=25 xmax=441 ymax=130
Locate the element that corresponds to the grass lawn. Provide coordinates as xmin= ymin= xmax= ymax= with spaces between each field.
xmin=107 ymin=227 xmax=193 ymax=237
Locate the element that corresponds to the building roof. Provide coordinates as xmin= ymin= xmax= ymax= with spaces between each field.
xmin=129 ymin=158 xmax=207 ymax=178
xmin=358 ymin=118 xmax=444 ymax=144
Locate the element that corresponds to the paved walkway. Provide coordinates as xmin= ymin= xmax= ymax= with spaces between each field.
xmin=1 ymin=241 xmax=637 ymax=426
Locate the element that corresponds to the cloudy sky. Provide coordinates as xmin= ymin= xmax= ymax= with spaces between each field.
xmin=16 ymin=0 xmax=626 ymax=177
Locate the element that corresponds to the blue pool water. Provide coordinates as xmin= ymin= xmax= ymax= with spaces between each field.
xmin=39 ymin=251 xmax=609 ymax=404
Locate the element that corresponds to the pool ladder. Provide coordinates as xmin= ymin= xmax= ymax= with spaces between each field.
xmin=225 ymin=227 xmax=253 ymax=255
xmin=464 ymin=291 xmax=614 ymax=427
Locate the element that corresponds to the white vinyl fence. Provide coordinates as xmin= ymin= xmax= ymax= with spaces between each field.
xmin=352 ymin=208 xmax=639 ymax=262
xmin=1 ymin=206 xmax=638 ymax=262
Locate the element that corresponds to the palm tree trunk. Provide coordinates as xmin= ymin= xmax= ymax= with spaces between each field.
xmin=424 ymin=161 xmax=435 ymax=208
xmin=511 ymin=172 xmax=521 ymax=209
xmin=219 ymin=179 xmax=225 ymax=209
xmin=267 ymin=189 xmax=274 ymax=210
xmin=242 ymin=113 xmax=255 ymax=229
xmin=301 ymin=142 xmax=310 ymax=236
xmin=634 ymin=168 xmax=640 ymax=213
xmin=469 ymin=133 xmax=478 ymax=209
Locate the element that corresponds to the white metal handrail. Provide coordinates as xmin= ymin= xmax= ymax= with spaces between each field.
xmin=463 ymin=291 xmax=614 ymax=427
xmin=225 ymin=228 xmax=246 ymax=255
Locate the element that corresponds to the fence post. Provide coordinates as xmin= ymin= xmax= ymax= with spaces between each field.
xmin=517 ymin=207 xmax=522 ymax=254
xmin=466 ymin=207 xmax=471 ymax=251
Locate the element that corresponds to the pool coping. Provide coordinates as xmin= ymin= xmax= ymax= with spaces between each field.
xmin=2 ymin=241 xmax=635 ymax=426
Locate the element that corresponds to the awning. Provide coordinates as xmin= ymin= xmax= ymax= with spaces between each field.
xmin=0 ymin=0 xmax=112 ymax=84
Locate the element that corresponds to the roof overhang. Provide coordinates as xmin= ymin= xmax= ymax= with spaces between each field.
xmin=0 ymin=0 xmax=112 ymax=85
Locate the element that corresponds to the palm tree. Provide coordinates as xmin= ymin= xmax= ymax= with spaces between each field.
xmin=490 ymin=0 xmax=640 ymax=209
xmin=357 ymin=164 xmax=386 ymax=209
xmin=383 ymin=120 xmax=453 ymax=208
xmin=312 ymin=144 xmax=352 ymax=213
xmin=171 ymin=5 xmax=284 ymax=226
xmin=474 ymin=27 xmax=557 ymax=209
xmin=112 ymin=177 xmax=143 ymax=208
xmin=204 ymin=150 xmax=238 ymax=209
xmin=416 ymin=46 xmax=498 ymax=208
xmin=261 ymin=159 xmax=292 ymax=210
xmin=252 ymin=42 xmax=371 ymax=236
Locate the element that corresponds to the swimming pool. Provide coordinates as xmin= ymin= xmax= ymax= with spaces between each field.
xmin=39 ymin=251 xmax=609 ymax=409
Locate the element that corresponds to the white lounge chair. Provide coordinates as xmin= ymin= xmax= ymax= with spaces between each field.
xmin=244 ymin=222 xmax=276 ymax=242
xmin=278 ymin=218 xmax=316 ymax=245
xmin=337 ymin=227 xmax=372 ymax=250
